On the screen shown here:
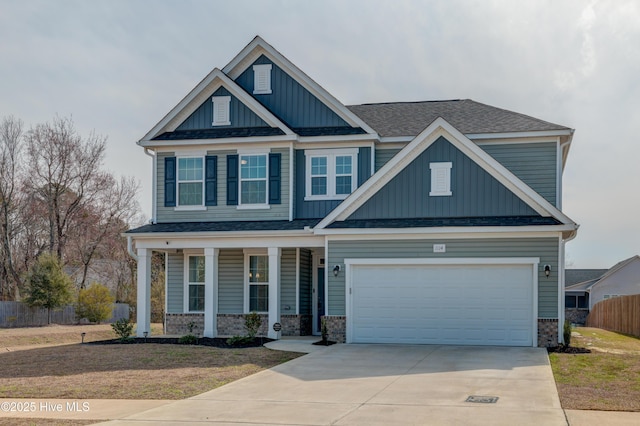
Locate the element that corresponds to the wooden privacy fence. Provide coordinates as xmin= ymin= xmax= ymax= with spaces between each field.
xmin=0 ymin=302 xmax=129 ymax=328
xmin=586 ymin=294 xmax=640 ymax=338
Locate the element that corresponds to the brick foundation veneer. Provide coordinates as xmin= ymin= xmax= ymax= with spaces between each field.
xmin=216 ymin=314 xmax=269 ymax=337
xmin=538 ymin=319 xmax=559 ymax=347
xmin=280 ymin=314 xmax=313 ymax=336
xmin=323 ymin=315 xmax=346 ymax=343
xmin=565 ymin=309 xmax=589 ymax=326
xmin=165 ymin=313 xmax=204 ymax=335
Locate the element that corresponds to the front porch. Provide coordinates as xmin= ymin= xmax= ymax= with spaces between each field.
xmin=134 ymin=236 xmax=328 ymax=340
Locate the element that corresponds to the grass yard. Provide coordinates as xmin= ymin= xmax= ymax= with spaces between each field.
xmin=0 ymin=324 xmax=302 ymax=400
xmin=549 ymin=327 xmax=640 ymax=411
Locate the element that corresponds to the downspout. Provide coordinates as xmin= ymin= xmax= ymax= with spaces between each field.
xmin=144 ymin=147 xmax=157 ymax=224
xmin=127 ymin=235 xmax=138 ymax=262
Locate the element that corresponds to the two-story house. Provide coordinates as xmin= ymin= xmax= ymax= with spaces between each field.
xmin=126 ymin=36 xmax=578 ymax=347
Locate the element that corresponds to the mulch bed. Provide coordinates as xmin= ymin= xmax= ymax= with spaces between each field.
xmin=548 ymin=345 xmax=591 ymax=354
xmin=88 ymin=336 xmax=272 ymax=348
xmin=312 ymin=340 xmax=337 ymax=346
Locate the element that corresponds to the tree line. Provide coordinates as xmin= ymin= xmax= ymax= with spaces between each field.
xmin=0 ymin=115 xmax=141 ymax=303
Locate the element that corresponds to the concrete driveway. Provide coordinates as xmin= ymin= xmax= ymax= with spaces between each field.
xmin=101 ymin=344 xmax=566 ymax=425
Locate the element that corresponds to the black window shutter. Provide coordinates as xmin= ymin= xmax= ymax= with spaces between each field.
xmin=205 ymin=155 xmax=217 ymax=206
xmin=227 ymin=154 xmax=238 ymax=205
xmin=164 ymin=156 xmax=176 ymax=207
xmin=269 ymin=153 xmax=281 ymax=204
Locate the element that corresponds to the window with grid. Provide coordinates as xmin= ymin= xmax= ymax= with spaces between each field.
xmin=240 ymin=154 xmax=267 ymax=205
xmin=187 ymin=256 xmax=205 ymax=312
xmin=305 ymin=150 xmax=357 ymax=200
xmin=248 ymin=255 xmax=269 ymax=312
xmin=178 ymin=157 xmax=204 ymax=206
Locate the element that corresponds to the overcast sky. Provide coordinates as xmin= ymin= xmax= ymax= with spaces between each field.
xmin=1 ymin=0 xmax=638 ymax=269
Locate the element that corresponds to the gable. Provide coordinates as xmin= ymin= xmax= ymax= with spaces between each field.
xmin=348 ymin=136 xmax=537 ymax=220
xmin=176 ymin=87 xmax=269 ymax=130
xmin=234 ymin=55 xmax=351 ymax=129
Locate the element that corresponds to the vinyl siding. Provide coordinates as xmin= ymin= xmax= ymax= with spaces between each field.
xmin=294 ymin=147 xmax=372 ymax=219
xmin=176 ymin=87 xmax=268 ymax=130
xmin=166 ymin=252 xmax=184 ymax=313
xmin=299 ymin=249 xmax=312 ymax=315
xmin=218 ymin=249 xmax=244 ymax=314
xmin=280 ymin=248 xmax=297 ymax=313
xmin=157 ymin=148 xmax=290 ymax=222
xmin=234 ymin=55 xmax=349 ymax=128
xmin=348 ymin=136 xmax=537 ymax=220
xmin=375 ymin=148 xmax=402 ymax=171
xmin=327 ymin=237 xmax=560 ymax=318
xmin=480 ymin=142 xmax=557 ymax=206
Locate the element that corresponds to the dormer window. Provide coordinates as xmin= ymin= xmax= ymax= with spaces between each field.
xmin=429 ymin=162 xmax=452 ymax=196
xmin=212 ymin=96 xmax=231 ymax=126
xmin=253 ymin=64 xmax=272 ymax=94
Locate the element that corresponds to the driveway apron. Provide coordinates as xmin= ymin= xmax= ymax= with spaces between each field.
xmin=99 ymin=344 xmax=566 ymax=426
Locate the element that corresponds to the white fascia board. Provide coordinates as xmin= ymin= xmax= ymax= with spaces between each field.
xmin=345 ymin=257 xmax=540 ymax=266
xmin=139 ymin=68 xmax=293 ymax=142
xmin=379 ymin=136 xmax=415 ymax=143
xmin=132 ymin=233 xmax=324 ymax=250
xmin=140 ymin=135 xmax=297 ymax=149
xmin=316 ymin=225 xmax=575 ymax=238
xmin=316 ymin=117 xmax=578 ymax=229
xmin=466 ymin=129 xmax=574 ymax=140
xmin=298 ymin=134 xmax=378 ymax=143
xmin=294 ymin=140 xmax=375 ymax=150
xmin=223 ymin=36 xmax=378 ymax=135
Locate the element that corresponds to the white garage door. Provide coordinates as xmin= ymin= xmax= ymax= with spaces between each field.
xmin=350 ymin=262 xmax=534 ymax=346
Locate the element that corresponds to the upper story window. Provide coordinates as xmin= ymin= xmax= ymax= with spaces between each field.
xmin=240 ymin=153 xmax=268 ymax=206
xmin=178 ymin=157 xmax=204 ymax=206
xmin=305 ymin=149 xmax=358 ymax=201
xmin=253 ymin=64 xmax=272 ymax=95
xmin=429 ymin=162 xmax=452 ymax=196
xmin=212 ymin=96 xmax=231 ymax=126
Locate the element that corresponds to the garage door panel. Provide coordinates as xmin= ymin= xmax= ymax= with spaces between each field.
xmin=351 ymin=263 xmax=534 ymax=346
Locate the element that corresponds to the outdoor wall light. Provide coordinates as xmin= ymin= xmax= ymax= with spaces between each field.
xmin=143 ymin=331 xmax=148 ymax=342
xmin=81 ymin=332 xmax=86 ymax=344
xmin=544 ymin=265 xmax=551 ymax=278
xmin=333 ymin=265 xmax=341 ymax=277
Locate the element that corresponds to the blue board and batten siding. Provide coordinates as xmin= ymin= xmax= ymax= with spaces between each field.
xmin=156 ymin=149 xmax=289 ymax=222
xmin=349 ymin=137 xmax=537 ymax=220
xmin=294 ymin=147 xmax=371 ymax=219
xmin=176 ymin=87 xmax=269 ymax=130
xmin=327 ymin=238 xmax=560 ymax=318
xmin=479 ymin=142 xmax=557 ymax=206
xmin=234 ymin=55 xmax=349 ymax=128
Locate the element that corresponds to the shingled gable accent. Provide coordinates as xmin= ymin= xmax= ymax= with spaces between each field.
xmin=222 ymin=36 xmax=378 ymax=136
xmin=139 ymin=68 xmax=293 ymax=144
xmin=315 ymin=117 xmax=578 ymax=233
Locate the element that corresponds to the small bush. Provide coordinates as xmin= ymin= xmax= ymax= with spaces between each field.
xmin=76 ymin=283 xmax=115 ymax=323
xmin=178 ymin=334 xmax=198 ymax=344
xmin=563 ymin=319 xmax=572 ymax=347
xmin=111 ymin=318 xmax=134 ymax=342
xmin=226 ymin=335 xmax=252 ymax=346
xmin=245 ymin=312 xmax=262 ymax=338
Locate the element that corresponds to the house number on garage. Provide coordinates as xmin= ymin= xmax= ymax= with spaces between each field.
xmin=433 ymin=244 xmax=446 ymax=253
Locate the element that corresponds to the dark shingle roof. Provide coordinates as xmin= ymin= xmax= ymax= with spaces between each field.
xmin=127 ymin=219 xmax=320 ymax=234
xmin=347 ymin=99 xmax=571 ymax=138
xmin=153 ymin=127 xmax=285 ymax=140
xmin=565 ymin=269 xmax=608 ymax=287
xmin=327 ymin=216 xmax=560 ymax=229
xmin=292 ymin=127 xmax=366 ymax=136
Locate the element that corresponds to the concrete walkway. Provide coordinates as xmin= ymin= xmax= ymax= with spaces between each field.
xmin=97 ymin=344 xmax=567 ymax=425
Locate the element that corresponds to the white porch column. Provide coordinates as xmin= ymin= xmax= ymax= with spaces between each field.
xmin=204 ymin=248 xmax=219 ymax=338
xmin=136 ymin=248 xmax=151 ymax=337
xmin=268 ymin=247 xmax=281 ymax=339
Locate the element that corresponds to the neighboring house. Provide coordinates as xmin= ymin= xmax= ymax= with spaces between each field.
xmin=564 ymin=269 xmax=607 ymax=324
xmin=126 ymin=36 xmax=578 ymax=347
xmin=565 ymin=256 xmax=640 ymax=324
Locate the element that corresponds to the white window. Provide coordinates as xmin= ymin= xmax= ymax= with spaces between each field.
xmin=212 ymin=96 xmax=231 ymax=126
xmin=429 ymin=162 xmax=452 ymax=196
xmin=305 ymin=149 xmax=358 ymax=200
xmin=177 ymin=157 xmax=204 ymax=206
xmin=184 ymin=255 xmax=205 ymax=312
xmin=244 ymin=251 xmax=269 ymax=313
xmin=239 ymin=153 xmax=268 ymax=206
xmin=253 ymin=64 xmax=272 ymax=95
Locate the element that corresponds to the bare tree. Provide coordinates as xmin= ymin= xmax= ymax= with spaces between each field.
xmin=25 ymin=116 xmax=108 ymax=260
xmin=0 ymin=116 xmax=25 ymax=299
